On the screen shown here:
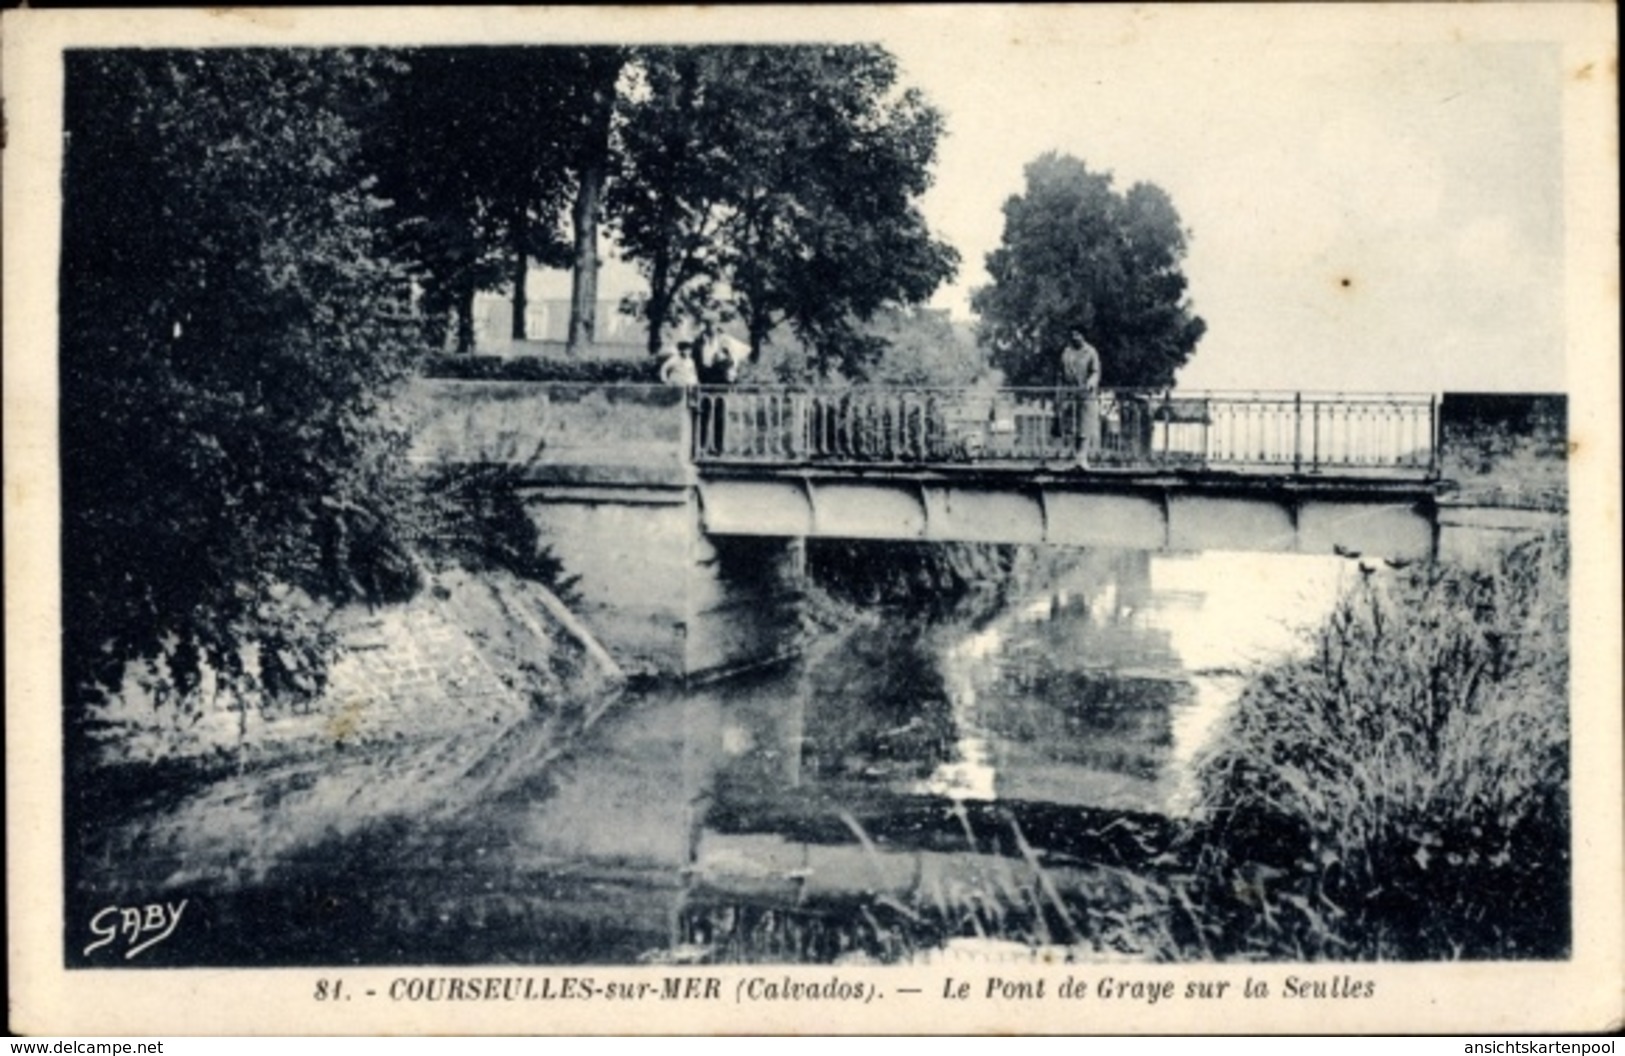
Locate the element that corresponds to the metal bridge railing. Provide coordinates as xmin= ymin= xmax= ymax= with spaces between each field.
xmin=691 ymin=387 xmax=1439 ymax=477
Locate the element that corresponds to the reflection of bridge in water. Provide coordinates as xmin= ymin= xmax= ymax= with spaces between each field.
xmin=409 ymin=380 xmax=1447 ymax=678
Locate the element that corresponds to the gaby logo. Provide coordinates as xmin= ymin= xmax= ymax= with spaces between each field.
xmin=83 ymin=900 xmax=188 ymax=960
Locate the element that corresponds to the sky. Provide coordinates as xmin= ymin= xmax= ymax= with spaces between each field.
xmin=882 ymin=16 xmax=1573 ymax=394
xmin=10 ymin=7 xmax=1599 ymax=397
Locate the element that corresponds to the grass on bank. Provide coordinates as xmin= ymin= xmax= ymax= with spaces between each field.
xmin=1182 ymin=528 xmax=1570 ymax=960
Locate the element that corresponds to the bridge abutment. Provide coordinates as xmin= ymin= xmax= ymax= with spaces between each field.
xmin=408 ymin=379 xmax=808 ymax=681
xmin=518 ymin=485 xmax=806 ymax=681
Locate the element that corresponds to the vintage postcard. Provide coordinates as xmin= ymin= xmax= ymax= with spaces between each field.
xmin=6 ymin=4 xmax=1620 ymax=1036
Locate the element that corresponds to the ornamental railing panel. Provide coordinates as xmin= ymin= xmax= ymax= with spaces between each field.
xmin=691 ymin=387 xmax=1439 ymax=477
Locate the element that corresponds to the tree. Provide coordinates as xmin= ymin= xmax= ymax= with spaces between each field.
xmin=972 ymin=152 xmax=1206 ymax=389
xmin=606 ymin=47 xmax=733 ymax=357
xmin=859 ymin=308 xmax=990 ymax=388
xmin=370 ymin=50 xmax=509 ymax=352
xmin=372 ymin=48 xmax=582 ymax=352
xmin=563 ymin=49 xmax=628 ymax=353
xmin=60 ymin=49 xmax=422 ymax=722
xmin=770 ymin=305 xmax=986 ymax=387
xmin=609 ymin=45 xmax=958 ymax=375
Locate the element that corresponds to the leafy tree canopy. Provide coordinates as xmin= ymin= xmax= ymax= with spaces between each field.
xmin=971 ymin=152 xmax=1206 ymax=389
xmin=770 ymin=306 xmax=988 ymax=387
xmin=609 ymin=45 xmax=958 ymax=376
xmin=370 ymin=47 xmax=620 ymax=351
xmin=861 ymin=309 xmax=989 ymax=388
xmin=60 ymin=49 xmax=423 ymax=718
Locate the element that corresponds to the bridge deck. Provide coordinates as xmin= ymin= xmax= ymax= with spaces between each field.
xmin=699 ymin=458 xmax=1438 ymax=487
xmin=697 ymin=461 xmax=1439 ymax=557
xmin=687 ymin=387 xmax=1441 ymax=556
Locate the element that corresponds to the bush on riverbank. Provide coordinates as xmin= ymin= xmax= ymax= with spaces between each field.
xmin=1181 ymin=530 xmax=1570 ymax=959
xmin=424 ymin=354 xmax=654 ymax=385
xmin=1440 ymin=401 xmax=1567 ymax=511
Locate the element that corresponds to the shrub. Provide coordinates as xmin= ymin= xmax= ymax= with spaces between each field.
xmin=1185 ymin=531 xmax=1570 ymax=959
xmin=423 ymin=355 xmax=656 ymax=385
xmin=415 ymin=464 xmax=579 ymax=604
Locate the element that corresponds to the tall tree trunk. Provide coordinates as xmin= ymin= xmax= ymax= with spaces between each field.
xmin=748 ymin=303 xmax=771 ymax=364
xmin=645 ymin=245 xmax=672 ymax=357
xmin=645 ymin=281 xmax=669 ymax=357
xmin=511 ymin=208 xmax=530 ymax=343
xmin=742 ymin=260 xmax=771 ymax=364
xmin=567 ymin=171 xmax=601 ymax=355
xmin=567 ymin=57 xmax=621 ymax=356
xmin=423 ymin=296 xmax=449 ymax=353
xmin=456 ymin=274 xmax=477 ymax=354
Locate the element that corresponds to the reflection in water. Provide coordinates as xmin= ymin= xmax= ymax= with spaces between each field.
xmin=677 ymin=547 xmax=1351 ymax=960
xmin=76 ymin=545 xmax=1355 ymax=966
xmin=917 ymin=551 xmax=1183 ymax=812
xmin=909 ymin=550 xmax=1345 ymax=817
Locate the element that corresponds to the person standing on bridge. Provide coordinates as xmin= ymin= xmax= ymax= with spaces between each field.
xmin=690 ymin=315 xmax=743 ymax=456
xmin=1059 ymin=331 xmax=1102 ymax=467
xmin=693 ymin=316 xmax=744 ymax=386
xmin=656 ymin=338 xmax=699 ymax=387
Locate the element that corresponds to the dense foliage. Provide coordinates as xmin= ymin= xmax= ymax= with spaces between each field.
xmin=370 ymin=47 xmax=621 ymax=352
xmin=610 ymin=46 xmax=958 ymax=375
xmin=764 ymin=306 xmax=989 ymax=386
xmin=364 ymin=44 xmax=958 ymax=374
xmin=1439 ymin=396 xmax=1569 ymax=512
xmin=60 ymin=50 xmax=423 ymax=718
xmin=973 ymin=152 xmax=1206 ymax=388
xmin=855 ymin=308 xmax=989 ymax=387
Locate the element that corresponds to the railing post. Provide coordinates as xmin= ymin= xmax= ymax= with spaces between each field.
xmin=1293 ymin=392 xmax=1302 ymax=474
xmin=1201 ymin=397 xmax=1211 ymax=470
xmin=1428 ymin=392 xmax=1440 ymax=478
xmin=1160 ymin=390 xmax=1171 ymax=466
xmin=684 ymin=386 xmax=698 ymax=464
xmin=898 ymin=391 xmax=907 ymax=460
xmin=1311 ymin=400 xmax=1320 ymax=473
xmin=694 ymin=389 xmax=707 ymax=462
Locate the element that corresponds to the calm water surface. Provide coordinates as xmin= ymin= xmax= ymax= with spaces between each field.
xmin=82 ymin=547 xmax=1356 ymax=966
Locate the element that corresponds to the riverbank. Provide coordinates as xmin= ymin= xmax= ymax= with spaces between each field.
xmin=67 ymin=567 xmax=621 ymax=925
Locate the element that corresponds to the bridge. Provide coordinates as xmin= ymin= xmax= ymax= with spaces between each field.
xmin=407 ymin=380 xmax=1446 ymax=678
xmin=688 ymin=386 xmax=1440 ymax=554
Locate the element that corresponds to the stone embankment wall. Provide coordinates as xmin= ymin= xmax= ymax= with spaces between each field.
xmin=318 ymin=569 xmax=585 ymax=743
xmin=88 ymin=568 xmax=597 ymax=768
xmin=83 ymin=568 xmax=619 ymax=885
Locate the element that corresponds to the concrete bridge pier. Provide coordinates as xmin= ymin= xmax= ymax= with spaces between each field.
xmin=518 ymin=483 xmax=806 ymax=681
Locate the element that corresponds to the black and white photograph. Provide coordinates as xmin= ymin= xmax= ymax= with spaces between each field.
xmin=5 ymin=4 xmax=1620 ymax=1036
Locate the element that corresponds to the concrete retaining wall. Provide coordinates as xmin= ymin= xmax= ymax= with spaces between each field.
xmin=405 ymin=379 xmax=692 ymax=484
xmin=407 ymin=379 xmax=806 ymax=680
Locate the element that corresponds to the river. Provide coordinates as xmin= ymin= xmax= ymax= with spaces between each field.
xmin=74 ymin=544 xmax=1376 ymax=967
